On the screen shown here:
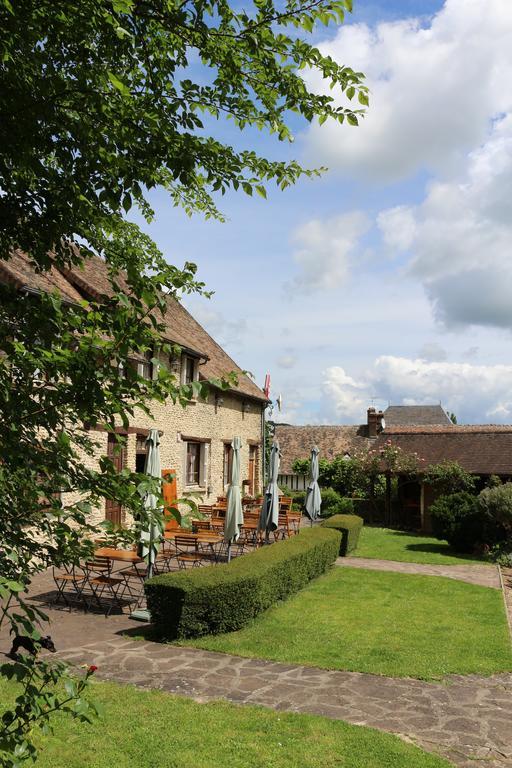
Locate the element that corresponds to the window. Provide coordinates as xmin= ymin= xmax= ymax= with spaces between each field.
xmin=186 ymin=442 xmax=201 ymax=485
xmin=182 ymin=355 xmax=197 ymax=385
xmin=223 ymin=443 xmax=233 ymax=487
xmin=135 ymin=434 xmax=147 ymax=473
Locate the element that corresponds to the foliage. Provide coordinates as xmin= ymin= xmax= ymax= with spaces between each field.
xmin=0 ymin=0 xmax=366 ymax=758
xmin=0 ymin=679 xmax=453 ymax=768
xmin=424 ymin=461 xmax=476 ymax=495
xmin=188 ymin=566 xmax=512 ymax=680
xmin=292 ymin=456 xmax=385 ymax=498
xmin=477 ymin=483 xmax=512 ymax=533
xmin=322 ymin=497 xmax=355 ymax=517
xmin=319 ymin=487 xmax=343 ymax=513
xmin=146 ymin=528 xmax=341 ymax=638
xmin=0 ymin=659 xmax=99 ymax=767
xmin=353 ymin=527 xmax=489 ymax=566
xmin=429 ymin=492 xmax=504 ymax=553
xmin=321 ymin=514 xmax=363 ymax=554
xmin=447 ymin=412 xmax=457 ymax=424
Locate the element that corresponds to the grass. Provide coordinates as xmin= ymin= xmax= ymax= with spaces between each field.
xmin=0 ymin=678 xmax=453 ymax=768
xmin=352 ymin=526 xmax=489 ymax=566
xmin=183 ymin=567 xmax=512 ymax=680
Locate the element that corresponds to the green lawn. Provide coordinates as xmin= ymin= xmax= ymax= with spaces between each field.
xmin=183 ymin=567 xmax=512 ymax=680
xmin=0 ymin=678 xmax=452 ymax=768
xmin=353 ymin=526 xmax=489 ymax=565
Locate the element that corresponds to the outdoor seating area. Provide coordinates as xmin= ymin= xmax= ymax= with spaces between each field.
xmin=49 ymin=494 xmax=303 ymax=617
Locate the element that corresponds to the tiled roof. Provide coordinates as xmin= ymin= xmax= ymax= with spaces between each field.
xmin=374 ymin=427 xmax=512 ymax=475
xmin=1 ymin=251 xmax=266 ymax=402
xmin=0 ymin=250 xmax=84 ymax=304
xmin=275 ymin=424 xmax=372 ymax=474
xmin=384 ymin=405 xmax=451 ymax=426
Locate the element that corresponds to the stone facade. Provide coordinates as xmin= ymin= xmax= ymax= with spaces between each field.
xmin=69 ymin=361 xmax=264 ymax=528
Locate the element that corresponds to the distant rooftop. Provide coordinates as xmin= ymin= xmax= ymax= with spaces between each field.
xmin=384 ymin=405 xmax=451 ymax=427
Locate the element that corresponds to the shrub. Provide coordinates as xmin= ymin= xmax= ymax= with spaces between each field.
xmin=429 ymin=491 xmax=506 ymax=552
xmin=290 ymin=490 xmax=306 ymax=510
xmin=321 ymin=514 xmax=363 ymax=555
xmin=146 ymin=527 xmax=341 ymax=639
xmin=424 ymin=461 xmax=476 ymax=494
xmin=478 ymin=483 xmax=512 ymax=533
xmin=319 ymin=487 xmax=342 ymax=514
xmin=321 ymin=497 xmax=354 ymax=518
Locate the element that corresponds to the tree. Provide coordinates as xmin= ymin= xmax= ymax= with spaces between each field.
xmin=448 ymin=412 xmax=458 ymax=424
xmin=0 ymin=0 xmax=367 ymax=762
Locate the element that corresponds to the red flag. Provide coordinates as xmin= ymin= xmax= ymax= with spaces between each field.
xmin=263 ymin=373 xmax=271 ymax=399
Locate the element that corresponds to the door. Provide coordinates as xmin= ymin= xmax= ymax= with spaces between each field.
xmin=105 ymin=433 xmax=126 ymax=524
xmin=248 ymin=445 xmax=258 ymax=495
xmin=162 ymin=468 xmax=178 ymax=530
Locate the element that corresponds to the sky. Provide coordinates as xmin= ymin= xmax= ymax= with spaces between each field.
xmin=133 ymin=0 xmax=512 ymax=426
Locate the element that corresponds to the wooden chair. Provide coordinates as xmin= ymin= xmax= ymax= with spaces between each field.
xmin=192 ymin=519 xmax=211 ymax=532
xmin=82 ymin=556 xmax=125 ymax=615
xmin=174 ymin=535 xmax=205 ymax=569
xmin=52 ymin=563 xmax=88 ymax=610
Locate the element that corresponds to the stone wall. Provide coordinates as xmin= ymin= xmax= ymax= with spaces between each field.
xmin=64 ymin=376 xmax=264 ymax=528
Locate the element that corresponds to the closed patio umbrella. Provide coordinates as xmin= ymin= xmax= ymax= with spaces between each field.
xmin=259 ymin=440 xmax=281 ymax=541
xmin=140 ymin=428 xmax=163 ymax=580
xmin=224 ymin=436 xmax=244 ymax=562
xmin=304 ymin=445 xmax=322 ymax=523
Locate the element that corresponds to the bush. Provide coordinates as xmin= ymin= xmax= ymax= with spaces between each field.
xmin=289 ymin=487 xmax=341 ymax=514
xmin=319 ymin=487 xmax=342 ymax=514
xmin=429 ymin=491 xmax=506 ymax=553
xmin=321 ymin=514 xmax=363 ymax=555
xmin=290 ymin=490 xmax=306 ymax=510
xmin=321 ymin=497 xmax=354 ymax=518
xmin=146 ymin=527 xmax=341 ymax=639
xmin=478 ymin=483 xmax=512 ymax=533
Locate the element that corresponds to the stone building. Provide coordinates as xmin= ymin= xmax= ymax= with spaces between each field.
xmin=0 ymin=251 xmax=267 ymax=527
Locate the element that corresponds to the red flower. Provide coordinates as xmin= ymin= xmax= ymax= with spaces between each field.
xmin=88 ymin=665 xmax=98 ymax=674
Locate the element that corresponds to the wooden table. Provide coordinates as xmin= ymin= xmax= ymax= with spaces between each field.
xmin=163 ymin=530 xmax=223 ymax=545
xmin=94 ymin=547 xmax=144 ymax=563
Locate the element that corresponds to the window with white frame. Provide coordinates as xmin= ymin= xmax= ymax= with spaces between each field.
xmin=184 ymin=440 xmax=209 ymax=487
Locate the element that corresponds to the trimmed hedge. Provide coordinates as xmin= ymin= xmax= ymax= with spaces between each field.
xmin=321 ymin=514 xmax=363 ymax=555
xmin=145 ymin=527 xmax=341 ymax=639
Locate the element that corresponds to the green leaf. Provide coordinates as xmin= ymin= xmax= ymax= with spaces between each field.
xmin=107 ymin=72 xmax=131 ymax=97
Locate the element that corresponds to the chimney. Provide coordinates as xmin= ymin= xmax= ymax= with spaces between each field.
xmin=367 ymin=407 xmax=384 ymax=438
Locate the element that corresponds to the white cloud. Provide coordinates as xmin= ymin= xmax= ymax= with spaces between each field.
xmin=322 ymin=355 xmax=512 ymax=423
xmin=288 ymin=211 xmax=369 ymax=293
xmin=304 ymin=0 xmax=512 ymax=181
xmin=377 ymin=114 xmax=512 ymax=328
xmin=377 ymin=206 xmax=416 ymax=253
xmin=322 ymin=366 xmax=367 ymax=421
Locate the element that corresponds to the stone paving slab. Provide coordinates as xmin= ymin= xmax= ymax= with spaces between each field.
xmin=337 ymin=557 xmax=501 ymax=588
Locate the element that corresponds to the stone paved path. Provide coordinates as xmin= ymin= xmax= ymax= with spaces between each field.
xmin=337 ymin=557 xmax=501 ymax=588
xmin=2 ymin=567 xmax=511 ymax=768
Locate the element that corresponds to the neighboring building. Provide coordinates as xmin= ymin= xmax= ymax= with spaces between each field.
xmin=275 ymin=421 xmax=373 ymax=490
xmin=383 ymin=404 xmax=452 ymax=427
xmin=0 ymin=251 xmax=267 ymax=527
xmin=373 ymin=425 xmax=512 ymax=531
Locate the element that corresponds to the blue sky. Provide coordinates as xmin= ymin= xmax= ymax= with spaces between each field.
xmin=134 ymin=0 xmax=512 ymax=425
